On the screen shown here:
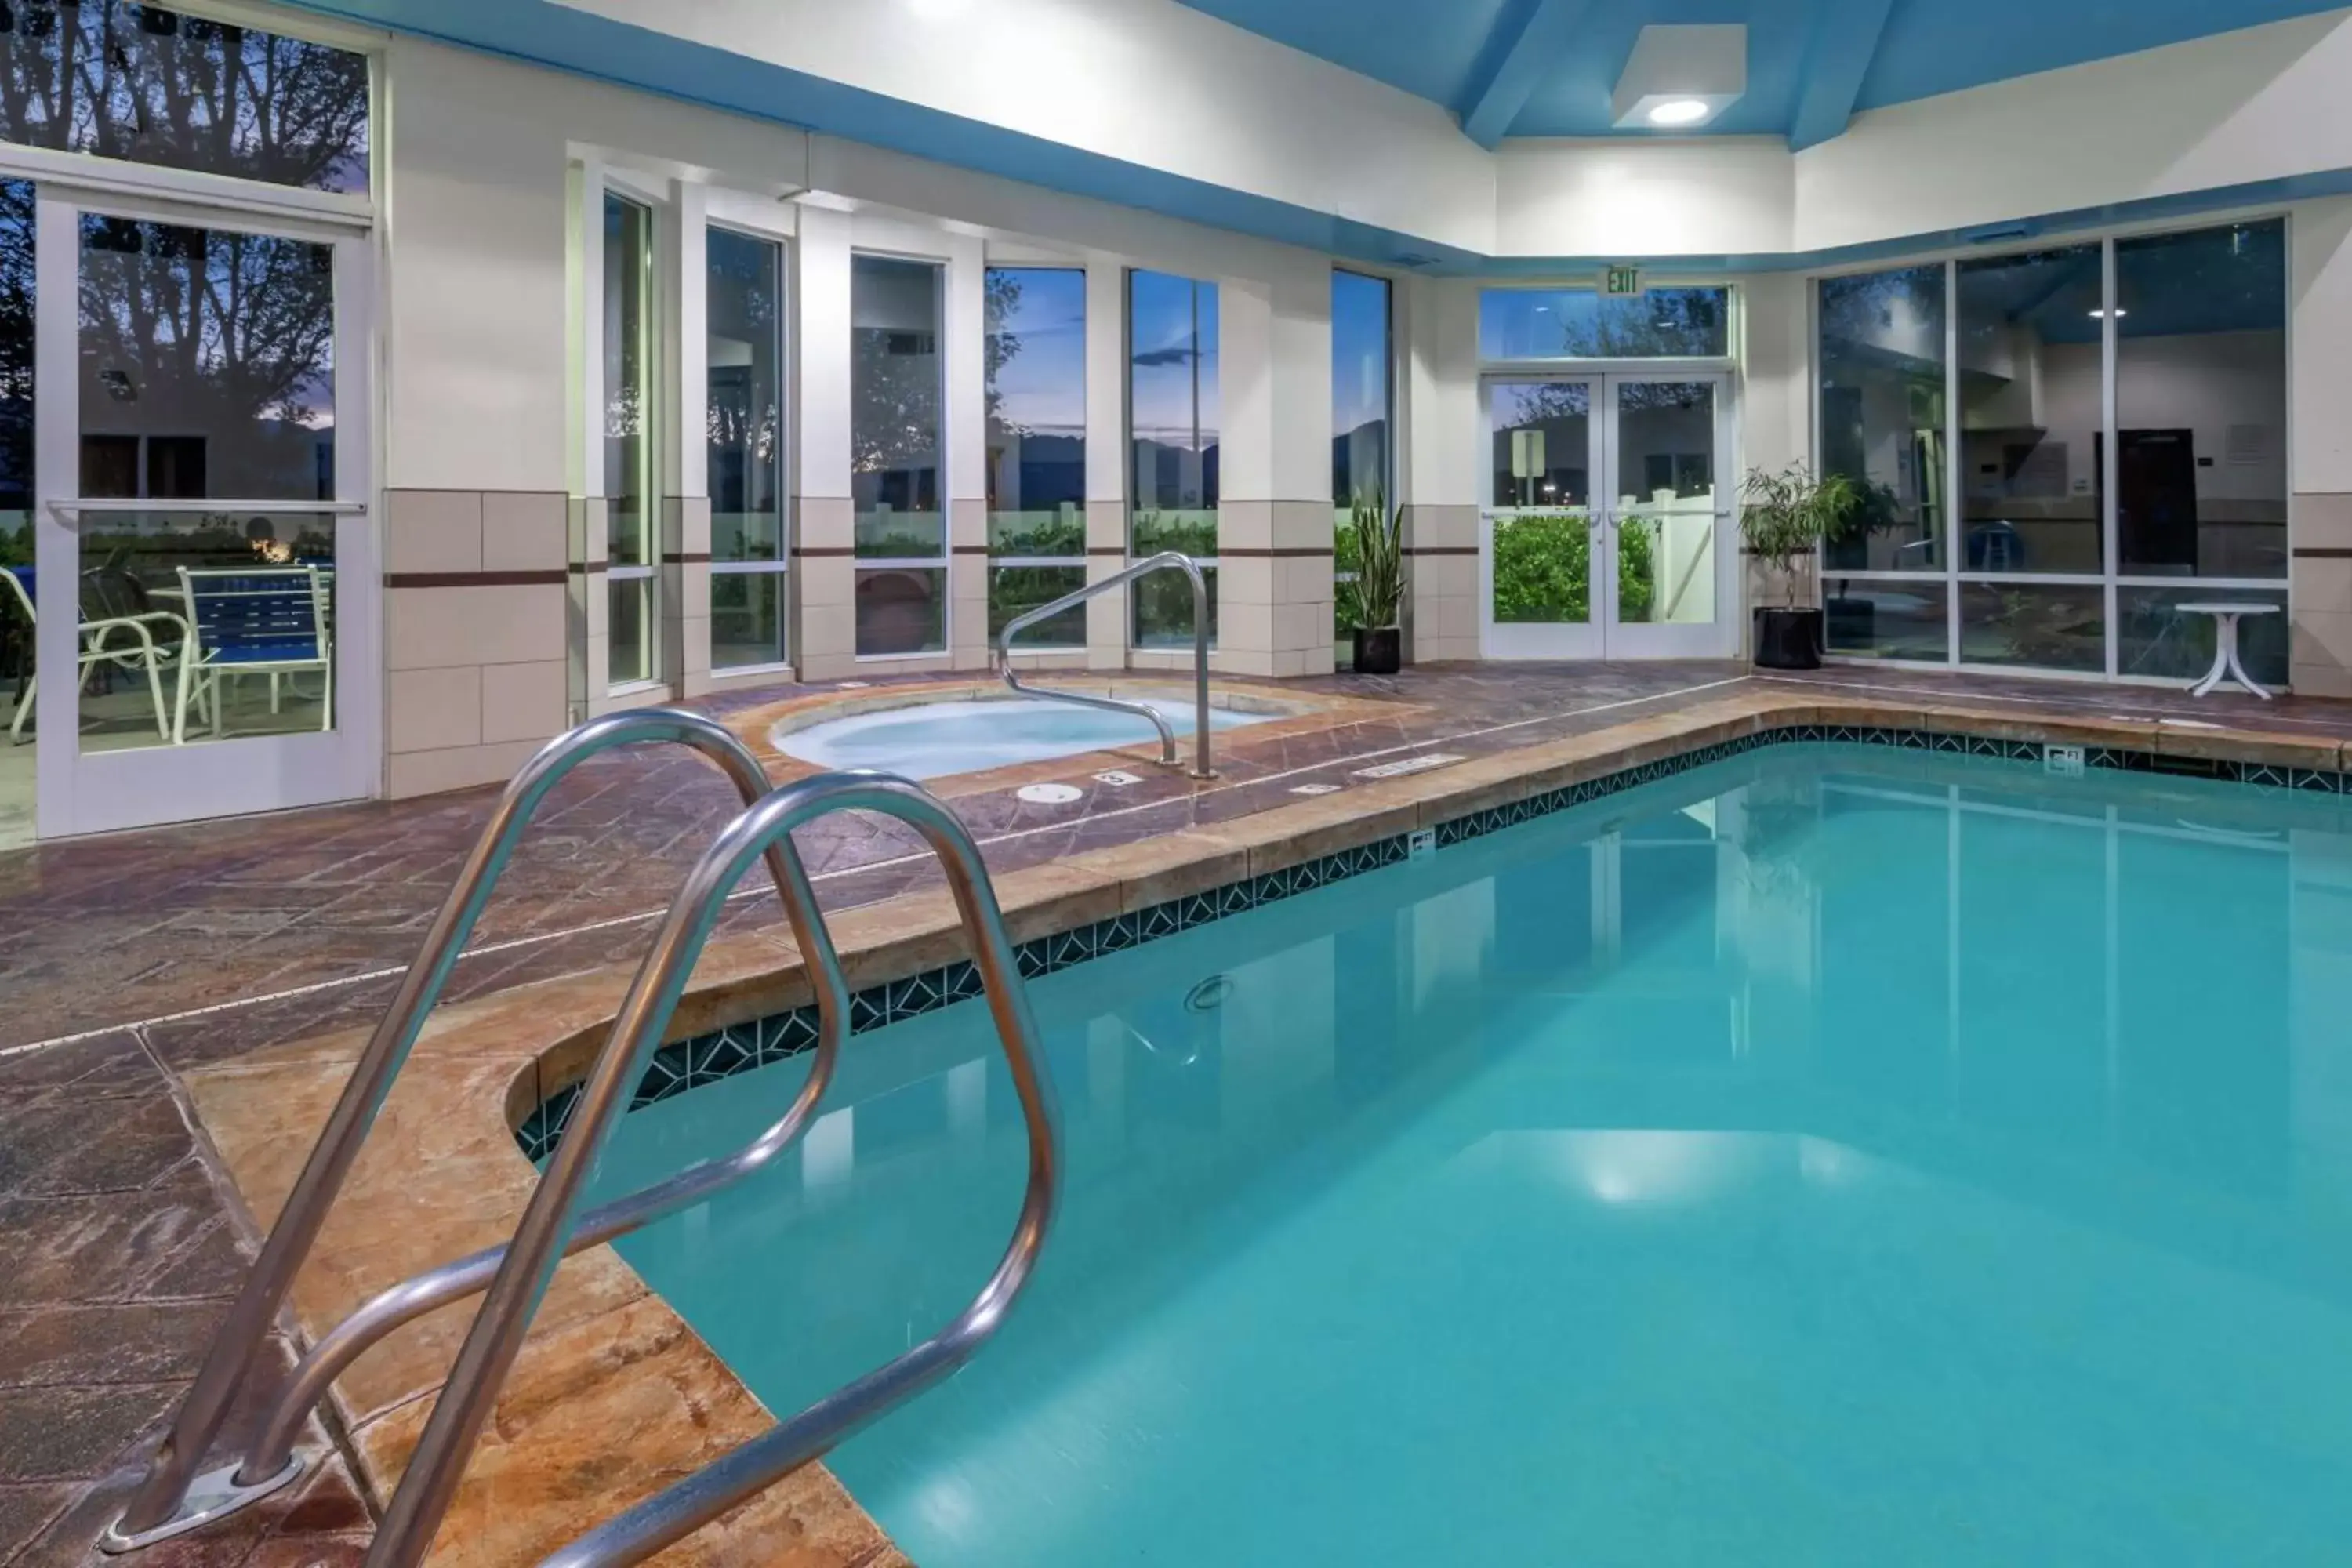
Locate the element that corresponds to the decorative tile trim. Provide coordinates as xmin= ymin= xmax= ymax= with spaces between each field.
xmin=511 ymin=721 xmax=2339 ymax=1159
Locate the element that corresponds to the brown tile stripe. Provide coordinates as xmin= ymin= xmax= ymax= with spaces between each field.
xmin=2292 ymin=548 xmax=2352 ymax=558
xmin=386 ymin=569 xmax=568 ymax=589
xmin=1404 ymin=546 xmax=1479 ymax=556
xmin=1218 ymin=546 xmax=1333 ymax=558
xmin=792 ymin=546 xmax=855 ymax=557
xmin=180 ymin=681 xmax=2352 ymax=1568
xmin=659 ymin=551 xmax=712 ymax=564
xmin=950 ymin=544 xmax=992 ymax=555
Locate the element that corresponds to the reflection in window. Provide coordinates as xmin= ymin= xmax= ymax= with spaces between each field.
xmin=1820 ymin=265 xmax=1946 ymax=571
xmin=1613 ymin=380 xmax=1716 ymax=627
xmin=0 ymin=180 xmax=27 ymax=754
xmin=1488 ymin=380 xmax=1592 ymax=626
xmin=2118 ymin=586 xmax=2288 ymax=685
xmin=986 ymin=267 xmax=1085 ymax=646
xmin=604 ymin=192 xmax=655 ymax=686
xmin=1129 ymin=270 xmax=1217 ymax=644
xmin=1824 ymin=579 xmax=1948 ymax=661
xmin=2115 ymin=222 xmax=2287 ymax=580
xmin=1331 ymin=270 xmax=1390 ymax=635
xmin=707 ymin=227 xmax=787 ymax=670
xmin=1957 ymin=245 xmax=2103 ymax=576
xmin=1958 ymin=581 xmax=2103 ymax=672
xmin=0 ymin=2 xmax=368 ymax=191
xmin=853 ymin=254 xmax=944 ymax=655
xmin=1479 ymin=287 xmax=1728 ymax=359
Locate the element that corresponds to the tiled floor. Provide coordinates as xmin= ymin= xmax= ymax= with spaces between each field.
xmin=4 ymin=657 xmax=2348 ymax=1566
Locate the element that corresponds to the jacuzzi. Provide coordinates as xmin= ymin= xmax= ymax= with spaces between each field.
xmin=772 ymin=695 xmax=1270 ymax=779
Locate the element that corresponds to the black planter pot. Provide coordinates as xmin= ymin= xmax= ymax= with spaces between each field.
xmin=1752 ymin=607 xmax=1825 ymax=670
xmin=1352 ymin=626 xmax=1402 ymax=675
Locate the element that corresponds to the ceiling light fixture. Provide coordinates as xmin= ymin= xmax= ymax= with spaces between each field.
xmin=1612 ymin=25 xmax=1746 ymax=131
xmin=2089 ymin=307 xmax=2128 ymax=318
xmin=1646 ymin=99 xmax=1711 ymax=126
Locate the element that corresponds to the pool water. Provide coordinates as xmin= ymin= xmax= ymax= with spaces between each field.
xmin=590 ymin=744 xmax=2352 ymax=1566
xmin=773 ymin=696 xmax=1268 ymax=778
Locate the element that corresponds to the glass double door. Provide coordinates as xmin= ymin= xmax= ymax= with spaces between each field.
xmin=2 ymin=181 xmax=374 ymax=841
xmin=1482 ymin=372 xmax=1733 ymax=660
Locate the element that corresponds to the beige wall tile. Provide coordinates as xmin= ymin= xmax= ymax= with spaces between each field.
xmin=569 ymin=497 xmax=608 ymax=568
xmin=794 ymin=495 xmax=854 ymax=552
xmin=2296 ymin=492 xmax=2352 ymax=552
xmin=673 ymin=494 xmax=713 ymax=557
xmin=385 ymin=490 xmax=483 ymax=575
xmin=1270 ymin=499 xmax=1336 ymax=550
xmin=678 ymin=615 xmax=713 ymax=678
xmin=1217 ymin=499 xmax=1273 ymax=553
xmin=387 ymin=738 xmax=546 ymax=800
xmin=481 ymin=492 xmax=567 ymax=573
xmin=681 ymin=561 xmax=712 ymax=622
xmin=2292 ymin=608 xmax=2352 ymax=673
xmin=949 ymin=497 xmax=988 ymax=552
xmin=798 ymin=602 xmax=856 ymax=668
xmin=1219 ymin=557 xmax=1275 ymax=607
xmin=481 ymin=659 xmax=568 ymax=744
xmin=797 ymin=555 xmax=855 ymax=609
xmin=2294 ymin=662 xmax=2352 ymax=698
xmin=1085 ymin=499 xmax=1127 ymax=553
xmin=388 ymin=583 xmax=566 ymax=671
xmin=387 ymin=666 xmax=481 ymax=753
xmin=1403 ymin=503 xmax=1478 ymax=550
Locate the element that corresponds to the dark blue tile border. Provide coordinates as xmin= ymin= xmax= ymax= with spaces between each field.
xmin=512 ymin=721 xmax=2343 ymax=1159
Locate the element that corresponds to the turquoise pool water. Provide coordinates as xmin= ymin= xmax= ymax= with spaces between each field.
xmin=773 ymin=696 xmax=1268 ymax=778
xmin=588 ymin=744 xmax=2352 ymax=1565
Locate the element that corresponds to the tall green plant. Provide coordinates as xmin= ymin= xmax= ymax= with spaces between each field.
xmin=1740 ymin=463 xmax=1858 ymax=608
xmin=1347 ymin=490 xmax=1406 ymax=630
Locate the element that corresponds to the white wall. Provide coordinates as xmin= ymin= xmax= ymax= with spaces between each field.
xmin=1495 ymin=138 xmax=1795 ymax=259
xmin=552 ymin=0 xmax=1497 ymax=256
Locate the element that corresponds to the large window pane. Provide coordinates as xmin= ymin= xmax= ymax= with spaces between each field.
xmin=853 ymin=255 xmax=943 ymax=563
xmin=1333 ymin=270 xmax=1390 ymax=633
xmin=2115 ymin=222 xmax=2287 ymax=579
xmin=0 ymin=180 xmax=27 ymax=765
xmin=991 ymin=564 xmax=1086 ymax=646
xmin=708 ymin=226 xmax=786 ymax=671
xmin=603 ymin=193 xmax=654 ymax=684
xmin=1820 ymin=265 xmax=1947 ymax=571
xmin=0 ymin=2 xmax=368 ymax=191
xmin=1957 ymin=245 xmax=2103 ymax=575
xmin=1613 ymin=379 xmax=1717 ymax=626
xmin=2118 ymin=586 xmax=2288 ymax=686
xmin=1824 ymin=578 xmax=1949 ymax=661
xmin=1133 ymin=564 xmax=1215 ymax=648
xmin=708 ymin=228 xmax=783 ymax=564
xmin=1128 ymin=270 xmax=1217 ymax=565
xmin=1490 ymin=379 xmax=1589 ymax=510
xmin=1479 ymin=287 xmax=1728 ymax=360
xmin=856 ymin=566 xmax=944 ymax=655
xmin=1958 ymin=582 xmax=2104 ymax=672
xmin=986 ymin=267 xmax=1083 ymax=554
xmin=1490 ymin=511 xmax=1591 ymax=624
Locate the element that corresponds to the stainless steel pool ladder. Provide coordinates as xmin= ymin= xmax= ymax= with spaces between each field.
xmin=103 ymin=714 xmax=1063 ymax=1568
xmin=997 ymin=549 xmax=1214 ymax=779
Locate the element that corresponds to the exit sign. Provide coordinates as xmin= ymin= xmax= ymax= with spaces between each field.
xmin=1603 ymin=265 xmax=1642 ymax=297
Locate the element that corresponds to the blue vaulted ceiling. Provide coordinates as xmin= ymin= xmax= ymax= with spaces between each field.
xmin=1178 ymin=0 xmax=2348 ymax=140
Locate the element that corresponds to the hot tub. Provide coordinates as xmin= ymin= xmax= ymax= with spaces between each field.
xmin=771 ymin=696 xmax=1269 ymax=779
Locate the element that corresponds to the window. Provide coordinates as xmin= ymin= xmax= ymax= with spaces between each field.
xmin=1332 ymin=270 xmax=1391 ymax=637
xmin=1817 ymin=219 xmax=2289 ymax=685
xmin=1819 ymin=264 xmax=1945 ymax=571
xmin=707 ymin=226 xmax=787 ymax=670
xmin=851 ymin=253 xmax=945 ymax=655
xmin=1127 ymin=269 xmax=1217 ymax=648
xmin=1479 ymin=287 xmax=1728 ymax=360
xmin=985 ymin=266 xmax=1085 ymax=647
xmin=0 ymin=2 xmax=368 ymax=192
xmin=603 ymin=191 xmax=655 ymax=688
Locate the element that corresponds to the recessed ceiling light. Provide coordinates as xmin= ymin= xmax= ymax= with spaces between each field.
xmin=1646 ymin=98 xmax=1711 ymax=126
xmin=2089 ymin=307 xmax=2129 ymax=318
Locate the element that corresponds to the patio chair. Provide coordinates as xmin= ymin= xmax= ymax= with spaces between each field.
xmin=172 ymin=566 xmax=333 ymax=744
xmin=2 ymin=564 xmax=191 ymax=745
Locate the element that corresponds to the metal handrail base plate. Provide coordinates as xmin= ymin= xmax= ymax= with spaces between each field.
xmin=99 ymin=1457 xmax=303 ymax=1555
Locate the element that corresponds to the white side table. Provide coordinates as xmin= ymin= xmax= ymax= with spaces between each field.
xmin=2174 ymin=602 xmax=2281 ymax=699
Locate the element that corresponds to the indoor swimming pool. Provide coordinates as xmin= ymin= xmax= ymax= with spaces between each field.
xmin=771 ymin=696 xmax=1269 ymax=779
xmin=585 ymin=743 xmax=2352 ymax=1566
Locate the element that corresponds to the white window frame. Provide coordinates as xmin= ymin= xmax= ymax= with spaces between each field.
xmin=849 ymin=245 xmax=952 ymax=662
xmin=1807 ymin=205 xmax=2295 ymax=684
xmin=583 ymin=164 xmax=666 ymax=696
xmin=7 ymin=0 xmax=382 ymax=840
xmin=702 ymin=202 xmax=795 ymax=676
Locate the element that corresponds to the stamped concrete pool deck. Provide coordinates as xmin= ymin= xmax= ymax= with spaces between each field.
xmin=5 ymin=659 xmax=2351 ymax=1566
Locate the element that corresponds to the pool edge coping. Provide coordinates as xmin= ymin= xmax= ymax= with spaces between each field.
xmin=176 ymin=685 xmax=2348 ymax=1567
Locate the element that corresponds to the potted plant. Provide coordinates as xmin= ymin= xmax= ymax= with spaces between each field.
xmin=1346 ymin=491 xmax=1406 ymax=675
xmin=1740 ymin=463 xmax=1857 ymax=670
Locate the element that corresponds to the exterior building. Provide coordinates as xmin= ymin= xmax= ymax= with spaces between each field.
xmin=0 ymin=0 xmax=2347 ymax=840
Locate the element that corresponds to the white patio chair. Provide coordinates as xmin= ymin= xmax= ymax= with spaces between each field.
xmin=2 ymin=565 xmax=190 ymax=745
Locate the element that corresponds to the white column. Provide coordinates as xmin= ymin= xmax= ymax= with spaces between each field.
xmin=793 ymin=205 xmax=856 ymax=680
xmin=946 ymin=230 xmax=991 ymax=670
xmin=1083 ymin=256 xmax=1130 ymax=669
xmin=1398 ymin=274 xmax=1480 ymax=664
xmin=2292 ymin=198 xmax=2352 ymax=696
xmin=666 ymin=180 xmax=713 ymax=695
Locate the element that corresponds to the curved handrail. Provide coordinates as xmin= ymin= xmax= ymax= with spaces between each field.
xmin=365 ymin=771 xmax=1061 ymax=1568
xmin=110 ymin=709 xmax=804 ymax=1550
xmin=997 ymin=550 xmax=1213 ymax=779
xmin=234 ymin=879 xmax=852 ymax=1483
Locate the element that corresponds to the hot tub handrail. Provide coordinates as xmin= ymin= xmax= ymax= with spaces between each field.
xmin=996 ymin=549 xmax=1214 ymax=779
xmin=104 ymin=708 xmax=814 ymax=1555
xmin=365 ymin=771 xmax=1061 ymax=1568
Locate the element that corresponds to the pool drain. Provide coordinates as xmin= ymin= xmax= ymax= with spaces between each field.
xmin=1184 ymin=975 xmax=1234 ymax=1012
